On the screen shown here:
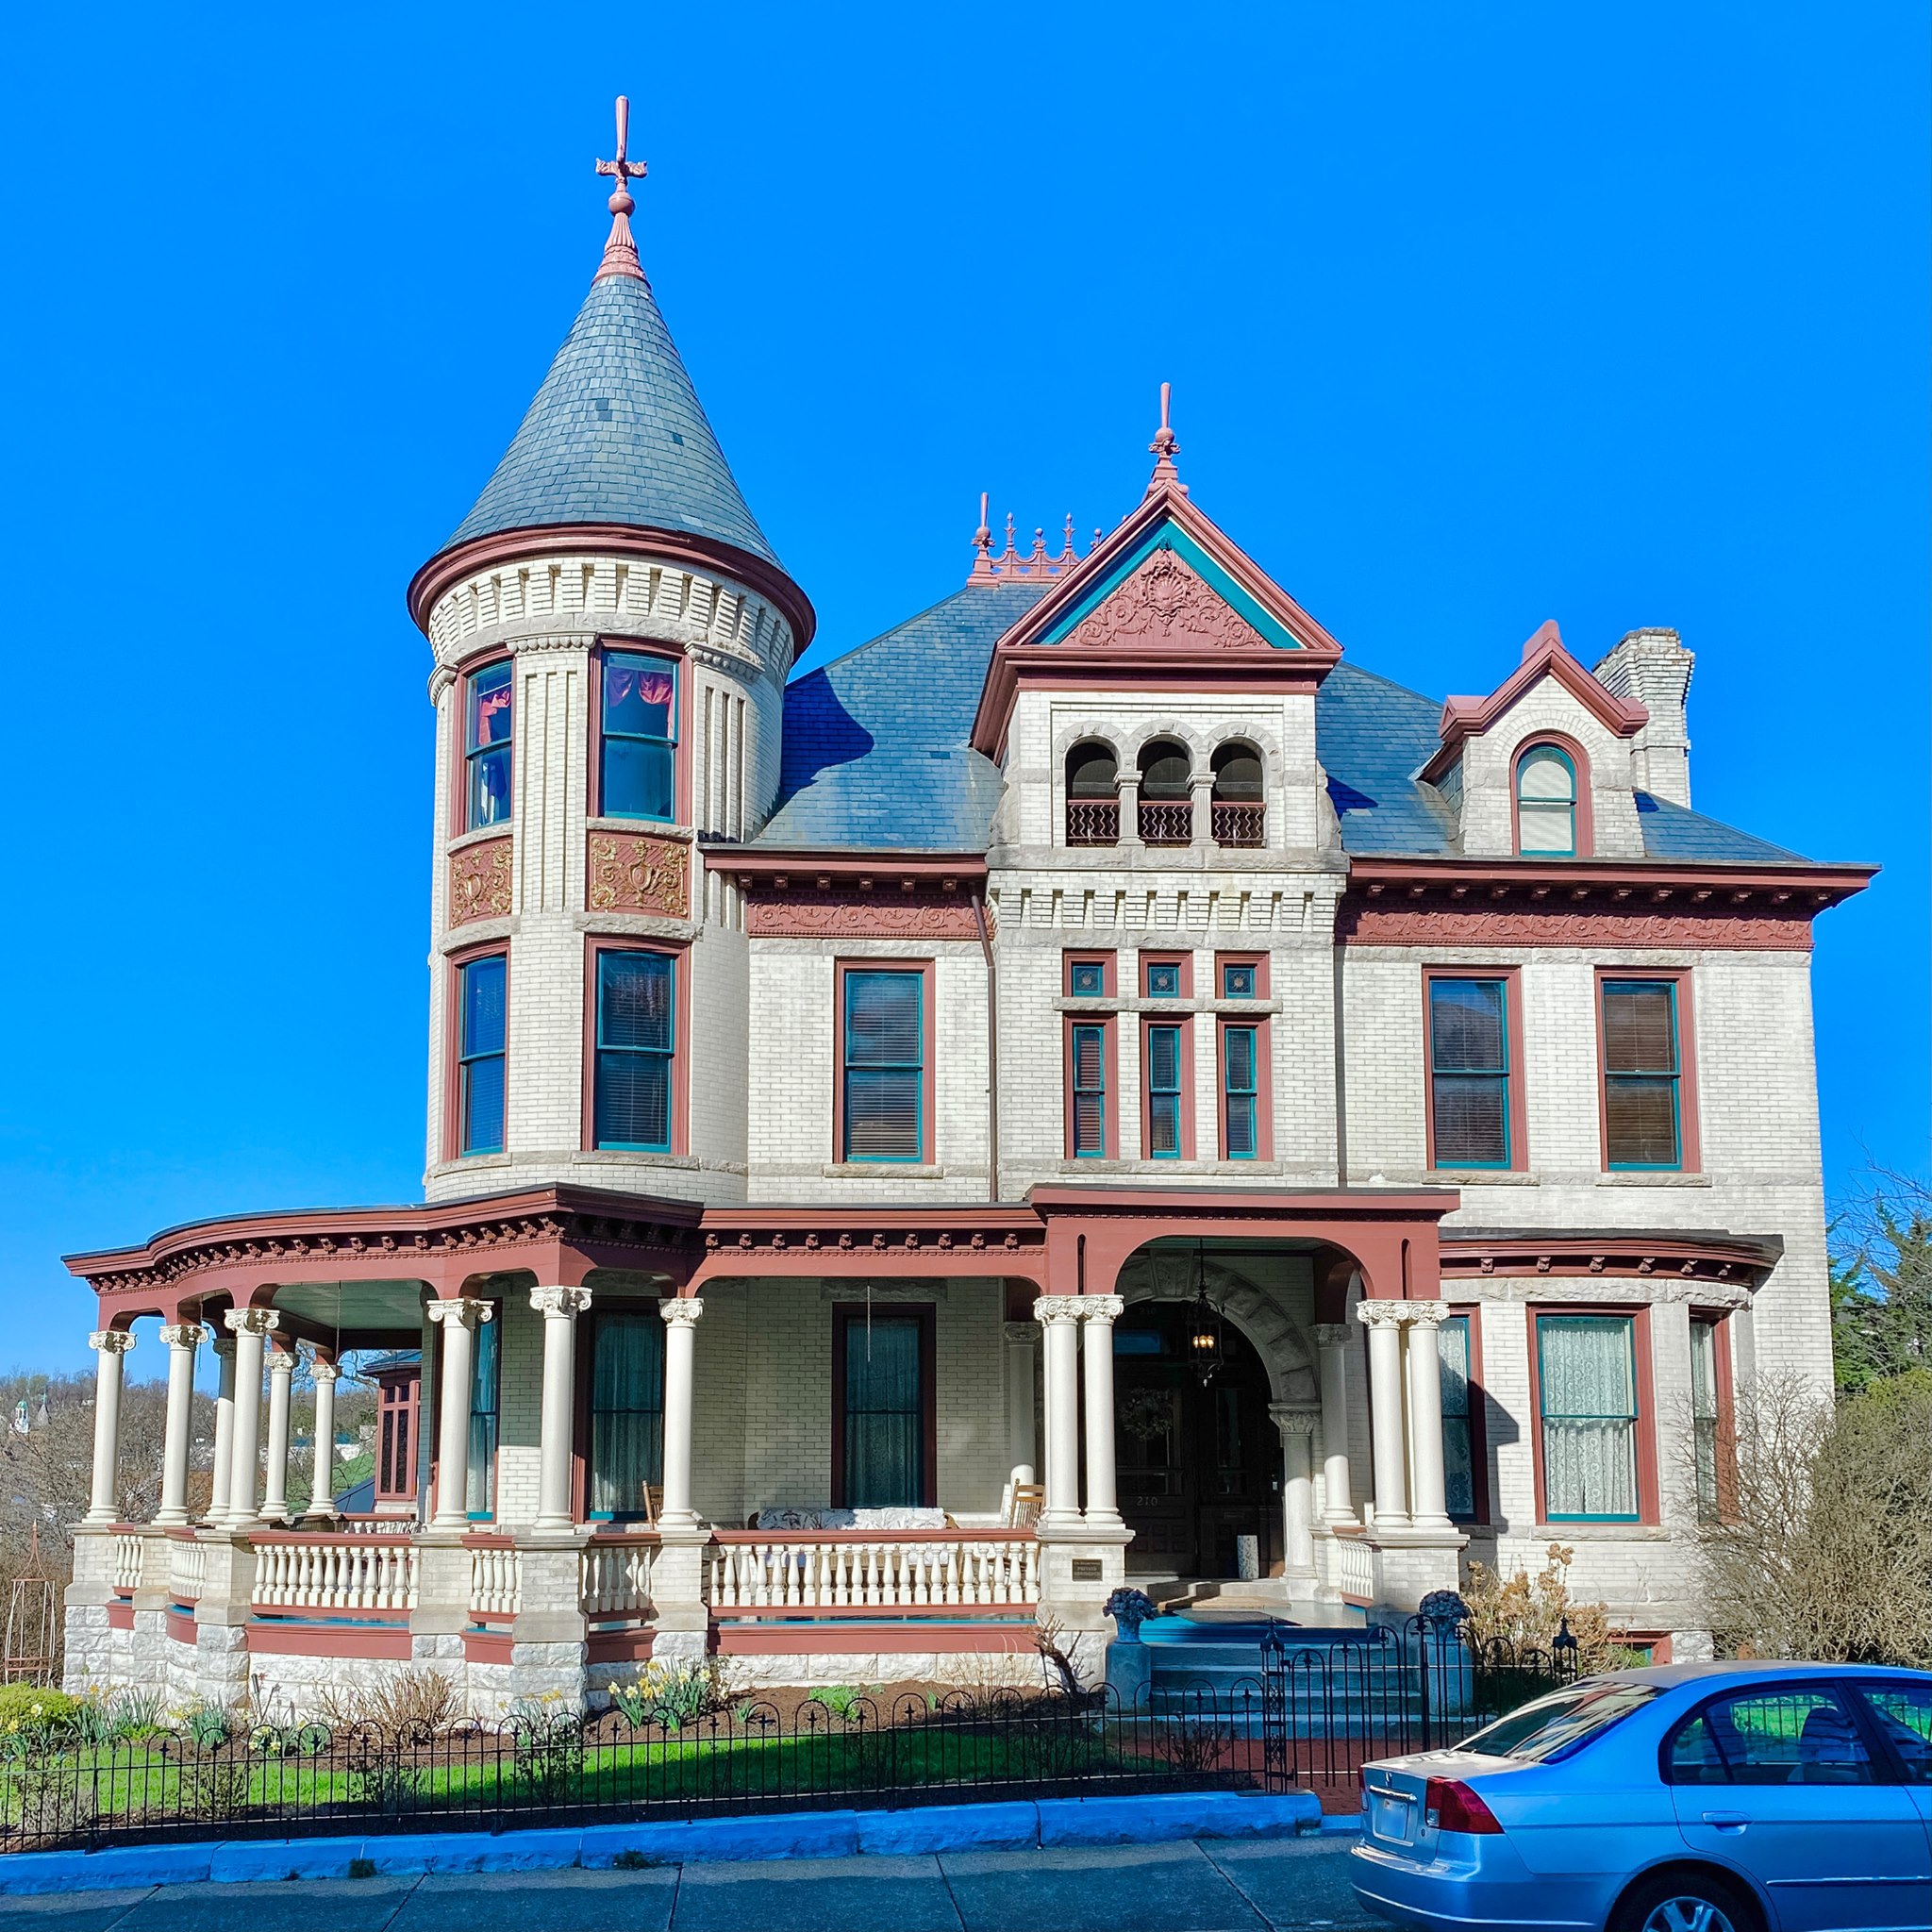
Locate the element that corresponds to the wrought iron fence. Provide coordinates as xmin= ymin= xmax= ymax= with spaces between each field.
xmin=0 ymin=1619 xmax=1578 ymax=1853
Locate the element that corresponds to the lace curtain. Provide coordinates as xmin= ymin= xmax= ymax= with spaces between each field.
xmin=1540 ymin=1316 xmax=1638 ymax=1519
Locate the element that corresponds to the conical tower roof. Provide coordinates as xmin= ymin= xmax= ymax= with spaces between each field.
xmin=445 ymin=270 xmax=779 ymax=565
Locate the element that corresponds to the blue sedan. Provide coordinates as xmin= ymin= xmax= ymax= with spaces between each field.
xmin=1351 ymin=1660 xmax=1932 ymax=1932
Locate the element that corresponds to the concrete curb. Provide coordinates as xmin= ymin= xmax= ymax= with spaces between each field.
xmin=0 ymin=1790 xmax=1327 ymax=1895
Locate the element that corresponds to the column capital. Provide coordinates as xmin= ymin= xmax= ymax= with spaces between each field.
xmin=1077 ymin=1294 xmax=1125 ymax=1323
xmin=88 ymin=1330 xmax=135 ymax=1356
xmin=1310 ymin=1323 xmax=1354 ymax=1350
xmin=210 ymin=1333 xmax=235 ymax=1357
xmin=658 ymin=1295 xmax=704 ymax=1328
xmin=265 ymin=1340 xmax=302 ymax=1375
xmin=1034 ymin=1295 xmax=1083 ymax=1324
xmin=1001 ymin=1322 xmax=1041 ymax=1347
xmin=1404 ymin=1299 xmax=1451 ymax=1329
xmin=1355 ymin=1299 xmax=1408 ymax=1330
xmin=426 ymin=1296 xmax=494 ymax=1329
xmin=309 ymin=1359 xmax=340 ymax=1385
xmin=1268 ymin=1403 xmax=1320 ymax=1438
xmin=223 ymin=1307 xmax=280 ymax=1338
xmin=158 ymin=1324 xmax=204 ymax=1351
xmin=530 ymin=1286 xmax=593 ymax=1318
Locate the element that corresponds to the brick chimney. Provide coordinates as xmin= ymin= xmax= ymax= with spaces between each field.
xmin=1593 ymin=628 xmax=1694 ymax=808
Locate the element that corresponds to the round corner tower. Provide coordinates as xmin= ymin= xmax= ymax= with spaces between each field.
xmin=407 ymin=117 xmax=812 ymax=1206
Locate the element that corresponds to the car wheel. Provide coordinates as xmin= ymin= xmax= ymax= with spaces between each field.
xmin=1613 ymin=1869 xmax=1758 ymax=1932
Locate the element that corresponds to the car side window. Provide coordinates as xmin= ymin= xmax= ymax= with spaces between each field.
xmin=1667 ymin=1685 xmax=1874 ymax=1787
xmin=1853 ymin=1681 xmax=1932 ymax=1785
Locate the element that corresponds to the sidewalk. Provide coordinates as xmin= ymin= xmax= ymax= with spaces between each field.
xmin=0 ymin=1836 xmax=1374 ymax=1930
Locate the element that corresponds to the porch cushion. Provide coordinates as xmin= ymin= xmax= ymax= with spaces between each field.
xmin=754 ymin=1507 xmax=949 ymax=1532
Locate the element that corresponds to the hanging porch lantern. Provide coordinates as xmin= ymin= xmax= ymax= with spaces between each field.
xmin=1187 ymin=1241 xmax=1224 ymax=1384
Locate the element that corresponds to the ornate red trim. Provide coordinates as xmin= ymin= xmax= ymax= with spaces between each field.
xmin=1440 ymin=1230 xmax=1780 ymax=1286
xmin=589 ymin=832 xmax=691 ymax=918
xmin=1345 ymin=905 xmax=1818 ymax=951
xmin=748 ymin=896 xmax=983 ymax=940
xmin=1060 ymin=546 xmax=1271 ymax=651
xmin=448 ymin=839 xmax=513 ymax=927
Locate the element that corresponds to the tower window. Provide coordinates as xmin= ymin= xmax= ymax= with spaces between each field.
xmin=601 ymin=651 xmax=678 ymax=822
xmin=593 ymin=950 xmax=676 ymax=1152
xmin=1515 ymin=743 xmax=1577 ymax=857
xmin=463 ymin=662 xmax=513 ymax=832
xmin=456 ymin=954 xmax=506 ymax=1157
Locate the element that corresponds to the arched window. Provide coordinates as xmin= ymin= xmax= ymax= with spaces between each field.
xmin=1515 ymin=743 xmax=1578 ymax=857
xmin=1137 ymin=739 xmax=1193 ymax=845
xmin=1064 ymin=741 xmax=1119 ymax=846
xmin=1210 ymin=742 xmax=1265 ymax=848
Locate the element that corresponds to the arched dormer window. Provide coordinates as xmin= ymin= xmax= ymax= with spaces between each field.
xmin=1137 ymin=739 xmax=1192 ymax=845
xmin=1210 ymin=742 xmax=1265 ymax=848
xmin=1065 ymin=741 xmax=1119 ymax=846
xmin=1515 ymin=742 xmax=1579 ymax=857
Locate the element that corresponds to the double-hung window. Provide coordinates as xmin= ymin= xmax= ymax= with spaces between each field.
xmin=1222 ymin=1025 xmax=1259 ymax=1158
xmin=600 ymin=651 xmax=677 ymax=821
xmin=1515 ymin=743 xmax=1577 ymax=856
xmin=1537 ymin=1313 xmax=1641 ymax=1521
xmin=589 ymin=1310 xmax=665 ymax=1520
xmin=463 ymin=661 xmax=513 ymax=831
xmin=1440 ymin=1314 xmax=1477 ymax=1520
xmin=466 ymin=1310 xmax=500 ymax=1519
xmin=1602 ymin=978 xmax=1683 ymax=1168
xmin=457 ymin=955 xmax=507 ymax=1157
xmin=1690 ymin=1318 xmax=1726 ymax=1522
xmin=1428 ymin=976 xmax=1512 ymax=1169
xmin=1071 ymin=1023 xmax=1108 ymax=1158
xmin=1145 ymin=1023 xmax=1184 ymax=1158
xmin=593 ymin=951 xmax=675 ymax=1152
xmin=842 ymin=970 xmax=924 ymax=1161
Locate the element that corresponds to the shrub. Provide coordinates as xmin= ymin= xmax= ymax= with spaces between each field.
xmin=315 ymin=1668 xmax=457 ymax=1740
xmin=1461 ymin=1545 xmax=1626 ymax=1674
xmin=0 ymin=1686 xmax=80 ymax=1742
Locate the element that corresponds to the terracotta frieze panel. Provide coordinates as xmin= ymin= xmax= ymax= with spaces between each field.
xmin=1336 ymin=902 xmax=1815 ymax=952
xmin=589 ymin=834 xmax=690 ymax=919
xmin=448 ymin=839 xmax=513 ymax=927
xmin=747 ymin=894 xmax=983 ymax=941
xmin=1062 ymin=546 xmax=1268 ymax=652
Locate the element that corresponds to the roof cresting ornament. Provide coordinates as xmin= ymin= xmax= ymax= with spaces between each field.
xmin=1146 ymin=381 xmax=1187 ymax=497
xmin=594 ymin=96 xmax=649 ymax=285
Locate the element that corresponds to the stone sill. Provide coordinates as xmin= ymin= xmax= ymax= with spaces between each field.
xmin=586 ymin=818 xmax=696 ymax=843
xmin=1052 ymin=997 xmax=1282 ymax=1016
xmin=821 ymin=1165 xmax=948 ymax=1180
xmin=1525 ymin=1523 xmax=1672 ymax=1541
xmin=1595 ymin=1173 xmax=1713 ymax=1189
xmin=1428 ymin=1170 xmax=1541 ymax=1187
xmin=446 ymin=824 xmax=514 ymax=857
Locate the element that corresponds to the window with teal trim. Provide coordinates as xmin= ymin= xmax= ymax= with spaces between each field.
xmin=589 ymin=1310 xmax=664 ymax=1520
xmin=1538 ymin=1314 xmax=1639 ymax=1522
xmin=465 ymin=1311 xmax=500 ymax=1519
xmin=1146 ymin=1024 xmax=1183 ymax=1158
xmin=1516 ymin=744 xmax=1576 ymax=857
xmin=1221 ymin=962 xmax=1256 ymax=999
xmin=1070 ymin=959 xmax=1106 ymax=998
xmin=1603 ymin=979 xmax=1682 ymax=1169
xmin=464 ymin=662 xmax=513 ymax=831
xmin=594 ymin=951 xmax=675 ymax=1152
xmin=1222 ymin=1025 xmax=1258 ymax=1158
xmin=1144 ymin=961 xmax=1181 ymax=998
xmin=1429 ymin=978 xmax=1510 ymax=1168
xmin=458 ymin=955 xmax=506 ymax=1157
xmin=1440 ymin=1315 xmax=1476 ymax=1520
xmin=843 ymin=971 xmax=924 ymax=1161
xmin=600 ymin=651 xmax=677 ymax=821
xmin=1071 ymin=1024 xmax=1108 ymax=1158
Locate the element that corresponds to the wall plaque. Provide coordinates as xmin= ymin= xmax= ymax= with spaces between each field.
xmin=1069 ymin=1558 xmax=1104 ymax=1582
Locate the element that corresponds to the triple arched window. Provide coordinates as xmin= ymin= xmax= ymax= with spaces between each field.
xmin=1515 ymin=743 xmax=1578 ymax=858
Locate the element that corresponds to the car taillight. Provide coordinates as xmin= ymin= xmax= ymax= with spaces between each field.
xmin=1424 ymin=1776 xmax=1503 ymax=1835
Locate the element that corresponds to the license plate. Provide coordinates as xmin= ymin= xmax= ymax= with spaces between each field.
xmin=1369 ymin=1791 xmax=1414 ymax=1844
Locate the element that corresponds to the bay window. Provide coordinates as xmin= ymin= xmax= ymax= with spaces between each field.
xmin=463 ymin=660 xmax=513 ymax=831
xmin=456 ymin=953 xmax=507 ymax=1157
xmin=593 ymin=950 xmax=675 ymax=1152
xmin=1536 ymin=1312 xmax=1641 ymax=1522
xmin=600 ymin=650 xmax=677 ymax=821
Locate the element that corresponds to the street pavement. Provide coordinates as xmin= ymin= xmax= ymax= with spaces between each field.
xmin=0 ymin=1836 xmax=1376 ymax=1930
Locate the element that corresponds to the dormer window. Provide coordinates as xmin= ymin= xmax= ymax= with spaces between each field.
xmin=1065 ymin=742 xmax=1119 ymax=846
xmin=463 ymin=662 xmax=513 ymax=831
xmin=1515 ymin=743 xmax=1577 ymax=857
xmin=1137 ymin=740 xmax=1192 ymax=845
xmin=601 ymin=651 xmax=678 ymax=822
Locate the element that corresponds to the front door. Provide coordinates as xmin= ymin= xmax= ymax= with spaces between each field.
xmin=1114 ymin=1302 xmax=1278 ymax=1578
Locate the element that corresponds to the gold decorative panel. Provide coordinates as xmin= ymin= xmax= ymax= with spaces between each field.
xmin=448 ymin=839 xmax=512 ymax=927
xmin=589 ymin=834 xmax=690 ymax=919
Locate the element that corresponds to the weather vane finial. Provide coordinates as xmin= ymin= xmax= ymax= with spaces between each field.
xmin=1146 ymin=380 xmax=1185 ymax=495
xmin=595 ymin=96 xmax=649 ymax=284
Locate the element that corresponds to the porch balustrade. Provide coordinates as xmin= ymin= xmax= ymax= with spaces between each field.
xmin=580 ymin=1535 xmax=658 ymax=1619
xmin=707 ymin=1531 xmax=1039 ymax=1614
xmin=165 ymin=1529 xmax=208 ymax=1604
xmin=108 ymin=1532 xmax=145 ymax=1594
xmin=252 ymin=1532 xmax=417 ymax=1614
xmin=468 ymin=1540 xmax=523 ymax=1619
xmin=1334 ymin=1534 xmax=1374 ymax=1606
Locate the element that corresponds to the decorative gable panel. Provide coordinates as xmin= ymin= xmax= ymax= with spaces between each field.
xmin=1058 ymin=542 xmax=1271 ymax=652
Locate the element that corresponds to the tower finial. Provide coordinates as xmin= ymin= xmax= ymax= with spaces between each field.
xmin=968 ymin=491 xmax=996 ymax=582
xmin=594 ymin=96 xmax=650 ymax=284
xmin=1146 ymin=380 xmax=1186 ymax=495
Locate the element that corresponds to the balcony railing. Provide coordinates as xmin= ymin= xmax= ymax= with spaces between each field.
xmin=252 ymin=1531 xmax=417 ymax=1614
xmin=1212 ymin=801 xmax=1265 ymax=847
xmin=1065 ymin=799 xmax=1120 ymax=846
xmin=707 ymin=1531 xmax=1039 ymax=1615
xmin=1138 ymin=800 xmax=1193 ymax=845
xmin=581 ymin=1534 xmax=658 ymax=1619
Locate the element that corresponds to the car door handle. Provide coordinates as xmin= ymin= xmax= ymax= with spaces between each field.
xmin=1700 ymin=1813 xmax=1749 ymax=1831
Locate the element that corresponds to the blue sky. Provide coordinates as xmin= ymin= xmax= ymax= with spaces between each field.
xmin=1 ymin=6 xmax=1924 ymax=1379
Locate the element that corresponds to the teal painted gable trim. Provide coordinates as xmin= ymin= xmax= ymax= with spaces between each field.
xmin=1038 ymin=520 xmax=1303 ymax=650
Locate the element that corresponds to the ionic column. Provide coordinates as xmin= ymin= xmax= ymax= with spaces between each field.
xmin=207 ymin=1336 xmax=236 ymax=1526
xmin=155 ymin=1324 xmax=202 ymax=1527
xmin=658 ymin=1296 xmax=704 ymax=1526
xmin=260 ymin=1339 xmax=298 ymax=1524
xmin=223 ymin=1307 xmax=279 ymax=1528
xmin=426 ymin=1297 xmax=492 ymax=1532
xmin=1033 ymin=1296 xmax=1083 ymax=1530
xmin=1078 ymin=1295 xmax=1125 ymax=1526
xmin=1311 ymin=1322 xmax=1357 ymax=1526
xmin=1404 ymin=1302 xmax=1453 ymax=1531
xmin=1270 ymin=1404 xmax=1320 ymax=1584
xmin=1001 ymin=1322 xmax=1040 ymax=1484
xmin=84 ymin=1329 xmax=136 ymax=1524
xmin=1357 ymin=1301 xmax=1409 ymax=1529
xmin=307 ymin=1357 xmax=341 ymax=1521
xmin=531 ymin=1287 xmax=593 ymax=1530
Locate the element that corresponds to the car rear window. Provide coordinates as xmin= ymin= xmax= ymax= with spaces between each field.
xmin=1459 ymin=1683 xmax=1658 ymax=1763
